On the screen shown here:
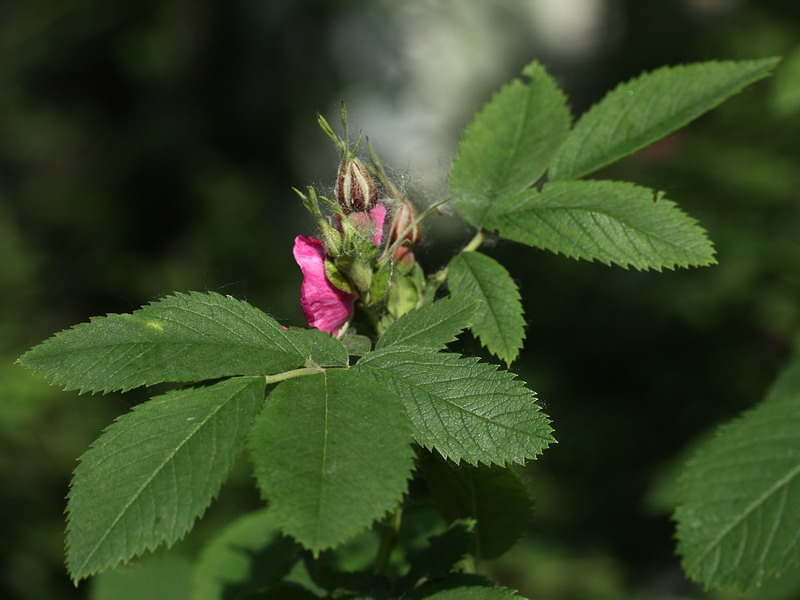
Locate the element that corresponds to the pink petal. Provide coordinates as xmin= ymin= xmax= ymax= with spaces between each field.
xmin=293 ymin=235 xmax=356 ymax=334
xmin=370 ymin=203 xmax=387 ymax=246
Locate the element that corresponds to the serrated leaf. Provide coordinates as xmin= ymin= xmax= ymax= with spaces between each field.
xmin=485 ymin=180 xmax=715 ymax=270
xmin=377 ymin=297 xmax=478 ymax=351
xmin=550 ymin=58 xmax=780 ymax=180
xmin=18 ymin=292 xmax=307 ymax=393
xmin=90 ymin=554 xmax=192 ymax=600
xmin=450 ymin=61 xmax=571 ymax=228
xmin=674 ymin=360 xmax=800 ymax=591
xmin=356 ymin=347 xmax=552 ymax=466
xmin=67 ymin=376 xmax=264 ymax=582
xmin=192 ymin=508 xmax=300 ymax=600
xmin=286 ymin=328 xmax=348 ymax=367
xmin=249 ymin=370 xmax=414 ymax=553
xmin=423 ymin=456 xmax=532 ymax=560
xmin=447 ymin=253 xmax=525 ymax=365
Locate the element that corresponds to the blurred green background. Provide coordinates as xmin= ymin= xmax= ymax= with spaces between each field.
xmin=2 ymin=1 xmax=800 ymax=598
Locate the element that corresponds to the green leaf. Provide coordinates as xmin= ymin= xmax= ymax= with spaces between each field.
xmin=249 ymin=369 xmax=414 ymax=553
xmin=675 ymin=360 xmax=800 ymax=590
xmin=419 ymin=586 xmax=524 ymax=600
xmin=771 ymin=48 xmax=800 ymax=117
xmin=485 ymin=180 xmax=715 ymax=270
xmin=550 ymin=58 xmax=780 ymax=180
xmin=67 ymin=376 xmax=264 ymax=582
xmin=400 ymin=521 xmax=475 ymax=591
xmin=90 ymin=554 xmax=192 ymax=600
xmin=447 ymin=253 xmax=525 ymax=365
xmin=286 ymin=328 xmax=348 ymax=367
xmin=356 ymin=347 xmax=552 ymax=466
xmin=341 ymin=333 xmax=373 ymax=357
xmin=450 ymin=61 xmax=571 ymax=228
xmin=423 ymin=456 xmax=533 ymax=560
xmin=18 ymin=292 xmax=307 ymax=393
xmin=192 ymin=509 xmax=300 ymax=600
xmin=377 ymin=296 xmax=478 ymax=351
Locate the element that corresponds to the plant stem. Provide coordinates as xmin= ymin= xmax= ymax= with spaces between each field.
xmin=373 ymin=507 xmax=402 ymax=575
xmin=425 ymin=228 xmax=485 ymax=297
xmin=264 ymin=366 xmax=324 ymax=385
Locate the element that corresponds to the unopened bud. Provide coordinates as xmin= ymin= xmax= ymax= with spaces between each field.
xmin=335 ymin=158 xmax=378 ymax=212
xmin=389 ymin=199 xmax=421 ymax=265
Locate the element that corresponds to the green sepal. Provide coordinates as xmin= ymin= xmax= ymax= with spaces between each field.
xmin=368 ymin=260 xmax=393 ymax=305
xmin=324 ymin=259 xmax=355 ymax=293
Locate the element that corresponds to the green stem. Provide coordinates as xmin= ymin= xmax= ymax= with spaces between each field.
xmin=264 ymin=366 xmax=324 ymax=385
xmin=424 ymin=228 xmax=485 ymax=297
xmin=373 ymin=507 xmax=402 ymax=575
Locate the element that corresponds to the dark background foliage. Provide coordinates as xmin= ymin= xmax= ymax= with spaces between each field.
xmin=2 ymin=1 xmax=800 ymax=598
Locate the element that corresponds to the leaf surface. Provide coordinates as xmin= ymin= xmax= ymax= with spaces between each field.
xmin=419 ymin=586 xmax=523 ymax=600
xmin=90 ymin=554 xmax=192 ymax=600
xmin=67 ymin=376 xmax=264 ymax=581
xmin=450 ymin=61 xmax=571 ymax=227
xmin=675 ymin=360 xmax=800 ymax=590
xmin=286 ymin=328 xmax=348 ymax=367
xmin=192 ymin=508 xmax=300 ymax=600
xmin=377 ymin=296 xmax=478 ymax=351
xmin=550 ymin=58 xmax=780 ymax=180
xmin=249 ymin=370 xmax=414 ymax=553
xmin=357 ymin=347 xmax=552 ymax=466
xmin=486 ymin=180 xmax=715 ymax=270
xmin=19 ymin=292 xmax=306 ymax=393
xmin=447 ymin=253 xmax=525 ymax=365
xmin=423 ymin=456 xmax=532 ymax=560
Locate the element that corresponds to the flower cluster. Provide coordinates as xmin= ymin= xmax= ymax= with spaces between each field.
xmin=293 ymin=115 xmax=426 ymax=337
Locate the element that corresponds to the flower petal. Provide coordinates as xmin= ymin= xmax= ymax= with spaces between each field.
xmin=293 ymin=235 xmax=356 ymax=334
xmin=370 ymin=203 xmax=387 ymax=246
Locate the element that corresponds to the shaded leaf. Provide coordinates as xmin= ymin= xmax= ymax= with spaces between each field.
xmin=67 ymin=376 xmax=264 ymax=581
xmin=675 ymin=360 xmax=800 ymax=590
xmin=423 ymin=456 xmax=532 ymax=560
xmin=90 ymin=554 xmax=192 ymax=600
xmin=249 ymin=370 xmax=414 ymax=553
xmin=357 ymin=347 xmax=552 ymax=466
xmin=450 ymin=61 xmax=571 ymax=227
xmin=19 ymin=292 xmax=306 ymax=393
xmin=550 ymin=58 xmax=779 ymax=180
xmin=192 ymin=509 xmax=300 ymax=600
xmin=486 ymin=180 xmax=715 ymax=270
xmin=447 ymin=253 xmax=525 ymax=365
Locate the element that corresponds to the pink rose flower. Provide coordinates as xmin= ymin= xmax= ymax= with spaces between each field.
xmin=293 ymin=204 xmax=386 ymax=335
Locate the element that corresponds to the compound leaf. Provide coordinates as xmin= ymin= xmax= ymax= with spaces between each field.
xmin=249 ymin=369 xmax=414 ymax=553
xmin=356 ymin=347 xmax=552 ymax=466
xmin=67 ymin=376 xmax=264 ymax=582
xmin=19 ymin=292 xmax=307 ymax=393
xmin=447 ymin=253 xmax=525 ymax=365
xmin=486 ymin=180 xmax=715 ymax=270
xmin=550 ymin=58 xmax=780 ymax=180
xmin=377 ymin=296 xmax=478 ymax=351
xmin=450 ymin=61 xmax=571 ymax=228
xmin=675 ymin=360 xmax=800 ymax=590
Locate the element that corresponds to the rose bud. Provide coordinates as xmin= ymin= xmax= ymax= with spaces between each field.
xmin=335 ymin=157 xmax=378 ymax=212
